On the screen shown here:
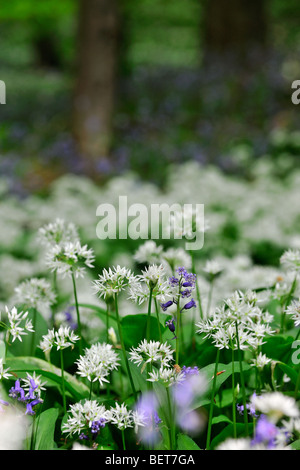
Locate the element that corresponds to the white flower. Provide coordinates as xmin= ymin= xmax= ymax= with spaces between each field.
xmin=252 ymin=392 xmax=300 ymax=423
xmin=46 ymin=241 xmax=95 ymax=279
xmin=280 ymin=249 xmax=300 ymax=273
xmin=147 ymin=367 xmax=185 ymax=387
xmin=93 ymin=266 xmax=135 ymax=300
xmin=0 ymin=359 xmax=12 ymax=380
xmin=203 ymin=260 xmax=223 ymax=277
xmin=38 ymin=218 xmax=79 ymax=247
xmin=76 ymin=343 xmax=120 ymax=386
xmin=108 ymin=327 xmax=118 ymax=346
xmin=39 ymin=326 xmax=80 ymax=352
xmin=285 ymin=299 xmax=300 ymax=327
xmin=251 ymin=352 xmax=272 ymax=370
xmin=14 ymin=277 xmax=56 ymax=312
xmin=133 ymin=241 xmax=164 ymax=265
xmin=129 ymin=340 xmax=174 ymax=369
xmin=22 ymin=372 xmax=47 ymax=399
xmin=3 ymin=306 xmax=34 ymax=343
xmin=62 ymin=400 xmax=108 ymax=437
xmin=106 ymin=402 xmax=134 ymax=431
xmin=0 ymin=408 xmax=30 ymax=450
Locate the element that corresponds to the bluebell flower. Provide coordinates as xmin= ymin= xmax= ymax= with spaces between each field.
xmin=181 ymin=298 xmax=196 ymax=312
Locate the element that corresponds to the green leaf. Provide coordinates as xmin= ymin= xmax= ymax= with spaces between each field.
xmin=0 ymin=340 xmax=6 ymax=361
xmin=278 ymin=362 xmax=299 ymax=385
xmin=177 ymin=433 xmax=201 ymax=450
xmin=200 ymin=361 xmax=251 ymax=397
xmin=211 ymin=414 xmax=232 ymax=425
xmin=210 ymin=423 xmax=253 ymax=449
xmin=121 ymin=314 xmax=163 ymax=349
xmin=34 ymin=408 xmax=59 ymax=450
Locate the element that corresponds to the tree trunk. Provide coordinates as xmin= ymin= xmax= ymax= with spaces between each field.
xmin=202 ymin=0 xmax=268 ymax=65
xmin=73 ymin=0 xmax=120 ymax=171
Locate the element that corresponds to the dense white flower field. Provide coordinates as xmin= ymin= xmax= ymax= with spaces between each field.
xmin=0 ymin=160 xmax=300 ymax=450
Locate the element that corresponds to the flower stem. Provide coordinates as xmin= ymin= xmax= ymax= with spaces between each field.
xmin=146 ymin=287 xmax=154 ymax=343
xmin=166 ymin=386 xmax=175 ymax=450
xmin=206 ymin=348 xmax=220 ymax=449
xmin=114 ymin=294 xmax=137 ymax=401
xmin=121 ymin=430 xmax=126 ymax=450
xmin=30 ymin=308 xmax=37 ymax=356
xmin=154 ymin=299 xmax=162 ymax=343
xmin=175 ymin=301 xmax=181 ymax=364
xmin=71 ymin=269 xmax=82 ymax=354
xmin=60 ymin=349 xmax=67 ymax=415
xmin=231 ymin=346 xmax=237 ymax=438
xmin=235 ymin=321 xmax=249 ymax=436
xmin=191 ymin=253 xmax=203 ymax=320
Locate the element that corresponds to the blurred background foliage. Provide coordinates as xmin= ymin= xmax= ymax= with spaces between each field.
xmin=0 ymin=0 xmax=300 ymax=194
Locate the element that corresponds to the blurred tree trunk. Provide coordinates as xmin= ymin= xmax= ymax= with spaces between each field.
xmin=202 ymin=0 xmax=268 ymax=65
xmin=73 ymin=0 xmax=120 ymax=170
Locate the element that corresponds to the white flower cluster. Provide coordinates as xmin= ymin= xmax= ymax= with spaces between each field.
xmin=37 ymin=218 xmax=79 ymax=247
xmin=93 ymin=265 xmax=135 ymax=300
xmin=39 ymin=326 xmax=80 ymax=352
xmin=128 ymin=264 xmax=171 ymax=306
xmin=0 ymin=358 xmax=12 ymax=380
xmin=62 ymin=400 xmax=147 ymax=437
xmin=14 ymin=277 xmax=56 ymax=313
xmin=285 ymin=299 xmax=300 ymax=327
xmin=2 ymin=306 xmax=34 ymax=343
xmin=196 ymin=290 xmax=275 ymax=351
xmin=280 ymin=249 xmax=300 ymax=273
xmin=129 ymin=339 xmax=183 ymax=387
xmin=75 ymin=342 xmax=120 ymax=386
xmin=46 ymin=241 xmax=95 ymax=279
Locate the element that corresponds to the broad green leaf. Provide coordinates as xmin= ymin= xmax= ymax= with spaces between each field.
xmin=278 ymin=362 xmax=299 ymax=385
xmin=177 ymin=433 xmax=201 ymax=450
xmin=210 ymin=423 xmax=253 ymax=449
xmin=121 ymin=314 xmax=163 ymax=349
xmin=34 ymin=408 xmax=59 ymax=450
xmin=211 ymin=414 xmax=232 ymax=425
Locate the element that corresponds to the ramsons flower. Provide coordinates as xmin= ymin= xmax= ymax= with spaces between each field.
xmin=62 ymin=400 xmax=109 ymax=438
xmin=2 ymin=306 xmax=34 ymax=344
xmin=46 ymin=241 xmax=95 ymax=279
xmin=39 ymin=326 xmax=80 ymax=352
xmin=75 ymin=342 xmax=120 ymax=386
xmin=0 ymin=359 xmax=12 ymax=381
xmin=93 ymin=265 xmax=135 ymax=300
xmin=251 ymin=392 xmax=300 ymax=424
xmin=129 ymin=340 xmax=174 ymax=369
xmin=14 ymin=277 xmax=56 ymax=313
xmin=37 ymin=218 xmax=79 ymax=247
xmin=280 ymin=249 xmax=300 ymax=273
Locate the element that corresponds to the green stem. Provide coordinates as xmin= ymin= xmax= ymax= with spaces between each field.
xmin=106 ymin=302 xmax=110 ymax=344
xmin=51 ymin=271 xmax=58 ymax=328
xmin=71 ymin=270 xmax=82 ymax=354
xmin=121 ymin=430 xmax=126 ymax=450
xmin=206 ymin=348 xmax=220 ymax=449
xmin=146 ymin=287 xmax=154 ymax=343
xmin=30 ymin=308 xmax=37 ymax=356
xmin=114 ymin=294 xmax=137 ymax=401
xmin=206 ymin=279 xmax=214 ymax=317
xmin=235 ymin=321 xmax=249 ymax=436
xmin=175 ymin=301 xmax=181 ymax=365
xmin=166 ymin=386 xmax=175 ymax=450
xmin=191 ymin=253 xmax=203 ymax=320
xmin=295 ymin=368 xmax=300 ymax=399
xmin=231 ymin=346 xmax=237 ymax=438
xmin=154 ymin=299 xmax=162 ymax=343
xmin=60 ymin=349 xmax=67 ymax=415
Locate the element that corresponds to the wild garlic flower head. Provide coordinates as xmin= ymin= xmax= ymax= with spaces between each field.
xmin=129 ymin=339 xmax=174 ymax=369
xmin=21 ymin=372 xmax=47 ymax=400
xmin=162 ymin=247 xmax=192 ymax=272
xmin=3 ymin=306 xmax=34 ymax=343
xmin=0 ymin=359 xmax=12 ymax=380
xmin=106 ymin=403 xmax=132 ymax=431
xmin=285 ymin=299 xmax=300 ymax=327
xmin=280 ymin=249 xmax=300 ymax=273
xmin=93 ymin=266 xmax=135 ymax=300
xmin=203 ymin=259 xmax=223 ymax=278
xmin=38 ymin=218 xmax=79 ymax=247
xmin=196 ymin=291 xmax=275 ymax=351
xmin=252 ymin=392 xmax=300 ymax=424
xmin=14 ymin=278 xmax=56 ymax=312
xmin=39 ymin=326 xmax=80 ymax=352
xmin=75 ymin=343 xmax=120 ymax=386
xmin=46 ymin=241 xmax=95 ymax=279
xmin=133 ymin=241 xmax=164 ymax=265
xmin=128 ymin=268 xmax=171 ymax=306
xmin=147 ymin=366 xmax=185 ymax=387
xmin=251 ymin=352 xmax=272 ymax=370
xmin=62 ymin=400 xmax=108 ymax=437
